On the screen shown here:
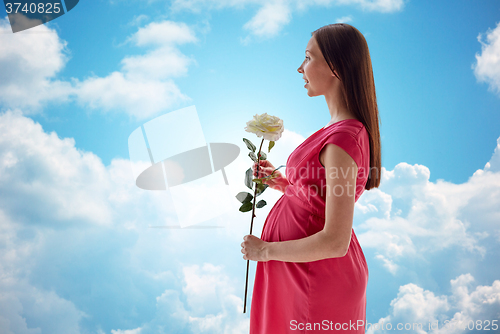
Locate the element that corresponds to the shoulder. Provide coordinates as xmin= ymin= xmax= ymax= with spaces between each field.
xmin=319 ymin=119 xmax=367 ymax=168
xmin=323 ymin=119 xmax=367 ymax=145
xmin=334 ymin=119 xmax=365 ymax=136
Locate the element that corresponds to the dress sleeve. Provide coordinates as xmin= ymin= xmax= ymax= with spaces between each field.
xmin=319 ymin=131 xmax=363 ymax=169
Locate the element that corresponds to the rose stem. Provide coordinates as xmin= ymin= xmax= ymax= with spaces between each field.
xmin=243 ymin=138 xmax=265 ymax=313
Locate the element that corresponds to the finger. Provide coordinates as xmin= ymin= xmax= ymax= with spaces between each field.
xmin=255 ymin=161 xmax=263 ymax=167
xmin=255 ymin=168 xmax=266 ymax=176
xmin=254 ymin=168 xmax=266 ymax=176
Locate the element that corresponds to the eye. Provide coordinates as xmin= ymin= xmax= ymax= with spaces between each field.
xmin=305 ymin=56 xmax=310 ymax=60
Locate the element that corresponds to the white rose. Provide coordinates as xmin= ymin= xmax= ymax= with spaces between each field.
xmin=244 ymin=113 xmax=284 ymax=142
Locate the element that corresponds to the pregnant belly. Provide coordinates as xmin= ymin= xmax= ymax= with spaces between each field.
xmin=261 ymin=194 xmax=324 ymax=243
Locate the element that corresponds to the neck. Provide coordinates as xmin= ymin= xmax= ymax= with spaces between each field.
xmin=324 ymin=87 xmax=355 ymax=124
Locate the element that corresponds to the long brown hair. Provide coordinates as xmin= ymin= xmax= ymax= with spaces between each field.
xmin=312 ymin=23 xmax=381 ymax=190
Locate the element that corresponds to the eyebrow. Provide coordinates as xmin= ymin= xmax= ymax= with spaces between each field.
xmin=305 ymin=50 xmax=311 ymax=53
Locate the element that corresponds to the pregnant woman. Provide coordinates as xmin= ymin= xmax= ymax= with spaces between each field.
xmin=241 ymin=23 xmax=381 ymax=333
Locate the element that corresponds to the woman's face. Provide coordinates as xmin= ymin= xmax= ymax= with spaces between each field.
xmin=297 ymin=35 xmax=337 ymax=97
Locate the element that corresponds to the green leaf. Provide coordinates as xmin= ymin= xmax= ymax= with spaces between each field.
xmin=252 ymin=178 xmax=263 ymax=184
xmin=270 ymin=165 xmax=286 ymax=176
xmin=258 ymin=151 xmax=267 ymax=160
xmin=263 ymin=173 xmax=277 ymax=181
xmin=239 ymin=201 xmax=253 ymax=212
xmin=243 ymin=138 xmax=256 ymax=152
xmin=260 ymin=165 xmax=286 ymax=181
xmin=256 ymin=200 xmax=267 ymax=208
xmin=235 ymin=192 xmax=253 ymax=204
xmin=268 ymin=141 xmax=275 ymax=153
xmin=249 ymin=151 xmax=257 ymax=162
xmin=255 ymin=183 xmax=268 ymax=196
xmin=245 ymin=168 xmax=254 ymax=190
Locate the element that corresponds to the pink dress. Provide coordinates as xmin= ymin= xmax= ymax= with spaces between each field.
xmin=249 ymin=119 xmax=370 ymax=334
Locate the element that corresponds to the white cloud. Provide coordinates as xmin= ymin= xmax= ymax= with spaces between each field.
xmin=0 ymin=19 xmax=197 ymax=119
xmin=0 ymin=111 xmax=201 ymax=332
xmin=473 ymin=22 xmax=500 ymax=96
xmin=355 ymin=136 xmax=500 ymax=273
xmin=296 ymin=0 xmax=404 ymax=12
xmin=367 ymin=274 xmax=500 ymax=334
xmin=114 ymin=263 xmax=249 ymax=334
xmin=111 ymin=328 xmax=143 ymax=334
xmin=0 ymin=110 xmax=115 ymax=226
xmin=127 ymin=14 xmax=149 ymax=27
xmin=0 ymin=111 xmax=311 ymax=333
xmin=170 ymin=0 xmax=248 ymax=13
xmin=170 ymin=0 xmax=403 ymax=39
xmin=121 ymin=47 xmax=194 ymax=80
xmin=130 ymin=21 xmax=197 ymax=47
xmin=478 ymin=136 xmax=500 ymax=173
xmin=0 ymin=109 xmax=264 ymax=333
xmin=355 ymin=187 xmax=392 ymax=219
xmin=0 ymin=110 xmax=499 ymax=333
xmin=182 ymin=263 xmax=249 ymax=333
xmin=242 ymin=1 xmax=292 ymax=38
xmin=336 ymin=15 xmax=353 ymax=23
xmin=74 ymin=72 xmax=189 ymax=120
xmin=0 ymin=209 xmax=86 ymax=334
xmin=74 ymin=20 xmax=197 ymax=119
xmin=345 ymin=0 xmax=404 ymax=12
xmin=0 ymin=18 xmax=72 ymax=111
xmin=182 ymin=263 xmax=232 ymax=315
xmin=0 ymin=109 xmax=185 ymax=229
xmin=0 ymin=276 xmax=86 ymax=334
xmin=375 ymin=254 xmax=398 ymax=274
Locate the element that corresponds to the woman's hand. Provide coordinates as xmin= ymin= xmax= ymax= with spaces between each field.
xmin=252 ymin=160 xmax=289 ymax=193
xmin=241 ymin=235 xmax=270 ymax=262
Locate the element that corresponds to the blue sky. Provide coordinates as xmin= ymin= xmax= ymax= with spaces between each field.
xmin=0 ymin=0 xmax=500 ymax=333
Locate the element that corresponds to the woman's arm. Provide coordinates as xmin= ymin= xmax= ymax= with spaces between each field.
xmin=275 ymin=177 xmax=290 ymax=194
xmin=253 ymin=160 xmax=290 ymax=194
xmin=242 ymin=143 xmax=357 ymax=262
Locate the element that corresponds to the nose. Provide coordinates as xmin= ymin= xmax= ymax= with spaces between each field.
xmin=297 ymin=62 xmax=304 ymax=73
